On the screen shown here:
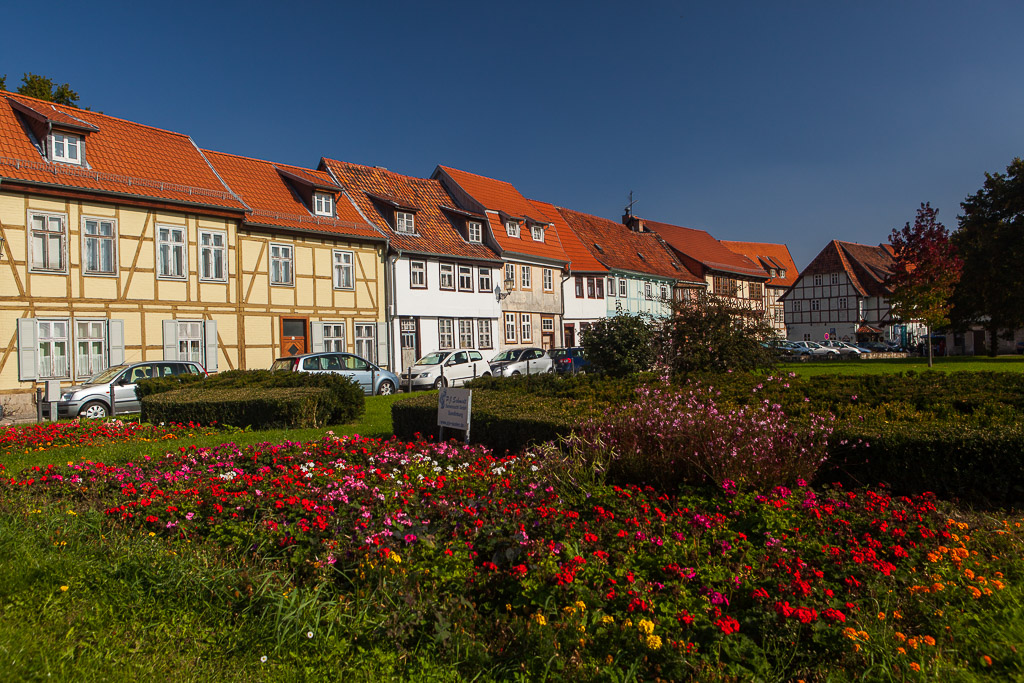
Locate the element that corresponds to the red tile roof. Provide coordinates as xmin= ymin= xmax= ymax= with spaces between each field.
xmin=322 ymin=160 xmax=501 ymax=261
xmin=720 ymin=241 xmax=799 ymax=287
xmin=794 ymin=240 xmax=894 ymax=297
xmin=557 ymin=207 xmax=703 ymax=283
xmin=527 ymin=201 xmax=606 ymax=274
xmin=204 ymin=150 xmax=382 ymax=240
xmin=640 ymin=218 xmax=767 ymax=278
xmin=434 ymin=165 xmax=569 ymax=264
xmin=0 ymin=92 xmax=245 ymax=211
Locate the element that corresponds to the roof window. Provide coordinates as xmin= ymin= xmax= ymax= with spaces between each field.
xmin=505 ymin=221 xmax=520 ymax=238
xmin=50 ymin=132 xmax=82 ymax=165
xmin=396 ymin=211 xmax=416 ymax=234
xmin=531 ymin=225 xmax=545 ymax=242
xmin=313 ymin=192 xmax=334 ymax=217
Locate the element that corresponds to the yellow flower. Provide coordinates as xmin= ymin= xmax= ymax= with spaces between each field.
xmin=60 ymin=585 xmax=68 ymax=592
xmin=505 ymin=603 xmax=512 ymax=612
xmin=623 ymin=619 xmax=633 ymax=629
xmin=646 ymin=635 xmax=662 ymax=650
xmin=605 ymin=655 xmax=614 ymax=665
xmin=533 ymin=614 xmax=547 ymax=626
xmin=390 ymin=552 xmax=401 ymax=564
xmin=637 ymin=619 xmax=655 ymax=635
xmin=601 ymin=615 xmax=615 ymax=624
xmin=575 ymin=600 xmax=586 ymax=611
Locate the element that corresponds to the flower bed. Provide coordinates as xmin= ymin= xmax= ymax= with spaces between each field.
xmin=0 ymin=419 xmax=222 ymax=453
xmin=4 ymin=432 xmax=1022 ymax=680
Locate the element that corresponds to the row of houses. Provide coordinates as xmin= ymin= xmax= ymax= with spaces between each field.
xmin=0 ymin=91 xmax=804 ymax=415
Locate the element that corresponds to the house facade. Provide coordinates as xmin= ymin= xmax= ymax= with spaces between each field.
xmin=720 ymin=241 xmax=798 ymax=336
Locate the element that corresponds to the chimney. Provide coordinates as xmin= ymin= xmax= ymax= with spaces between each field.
xmin=622 ymin=214 xmax=646 ymax=232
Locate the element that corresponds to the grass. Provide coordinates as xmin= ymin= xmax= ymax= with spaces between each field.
xmin=781 ymin=355 xmax=1024 ymax=377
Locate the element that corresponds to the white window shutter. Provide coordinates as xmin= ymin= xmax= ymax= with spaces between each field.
xmin=310 ymin=322 xmax=325 ymax=353
xmin=376 ymin=321 xmax=389 ymax=368
xmin=204 ymin=320 xmax=218 ymax=372
xmin=17 ymin=318 xmax=38 ymax=381
xmin=108 ymin=319 xmax=125 ymax=366
xmin=162 ymin=319 xmax=178 ymax=360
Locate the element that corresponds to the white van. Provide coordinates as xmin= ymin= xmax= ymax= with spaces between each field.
xmin=399 ymin=350 xmax=490 ymax=390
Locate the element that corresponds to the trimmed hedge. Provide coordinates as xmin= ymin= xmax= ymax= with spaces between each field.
xmin=135 ymin=373 xmax=205 ymax=398
xmin=140 ymin=369 xmax=364 ymax=428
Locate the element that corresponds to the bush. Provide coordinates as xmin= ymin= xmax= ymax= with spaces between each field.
xmin=140 ymin=369 xmax=364 ymax=428
xmin=579 ymin=311 xmax=658 ymax=377
xmin=135 ymin=373 xmax=205 ymax=398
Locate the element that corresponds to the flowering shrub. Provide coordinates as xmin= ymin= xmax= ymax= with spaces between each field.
xmin=0 ymin=419 xmax=221 ymax=453
xmin=577 ymin=377 xmax=833 ymax=489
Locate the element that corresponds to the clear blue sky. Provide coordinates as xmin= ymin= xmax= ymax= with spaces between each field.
xmin=4 ymin=0 xmax=1022 ymax=269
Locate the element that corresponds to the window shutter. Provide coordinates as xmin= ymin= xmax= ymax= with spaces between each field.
xmin=204 ymin=320 xmax=218 ymax=372
xmin=162 ymin=320 xmax=178 ymax=360
xmin=108 ymin=319 xmax=125 ymax=366
xmin=17 ymin=318 xmax=38 ymax=381
xmin=310 ymin=322 xmax=325 ymax=353
xmin=376 ymin=322 xmax=389 ymax=369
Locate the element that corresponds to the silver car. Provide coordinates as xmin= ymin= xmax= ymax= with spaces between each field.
xmin=271 ymin=352 xmax=399 ymax=395
xmin=400 ymin=349 xmax=490 ymax=390
xmin=57 ymin=361 xmax=207 ymax=419
xmin=489 ymin=347 xmax=553 ymax=376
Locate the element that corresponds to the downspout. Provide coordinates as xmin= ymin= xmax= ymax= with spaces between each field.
xmin=559 ymin=261 xmax=571 ymax=347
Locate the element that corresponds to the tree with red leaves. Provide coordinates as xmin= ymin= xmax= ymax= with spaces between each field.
xmin=888 ymin=203 xmax=963 ymax=367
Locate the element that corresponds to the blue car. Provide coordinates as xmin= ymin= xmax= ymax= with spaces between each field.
xmin=549 ymin=347 xmax=590 ymax=374
xmin=271 ymin=352 xmax=399 ymax=395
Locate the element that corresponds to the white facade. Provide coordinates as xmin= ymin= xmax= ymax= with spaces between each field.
xmin=561 ymin=273 xmax=609 ymax=347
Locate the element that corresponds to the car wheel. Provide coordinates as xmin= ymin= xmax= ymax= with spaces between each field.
xmin=377 ymin=380 xmax=395 ymax=396
xmin=481 ymin=372 xmax=491 ymax=377
xmin=80 ymin=401 xmax=109 ymax=419
xmin=433 ymin=377 xmax=448 ymax=389
xmin=511 ymin=370 xmax=521 ymax=376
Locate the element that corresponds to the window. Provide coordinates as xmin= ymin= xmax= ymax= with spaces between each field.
xmin=644 ymin=282 xmax=653 ymax=300
xmin=355 ymin=323 xmax=376 ymax=363
xmin=270 ymin=244 xmax=294 ymax=285
xmin=409 ymin=260 xmax=426 ymax=288
xmin=831 ymin=272 xmax=840 ymax=285
xmin=770 ymin=268 xmax=777 ymax=277
xmin=82 ymin=217 xmax=116 ymax=275
xmin=779 ymin=269 xmax=786 ymax=279
xmin=198 ymin=230 xmax=226 ymax=281
xmin=596 ymin=278 xmax=604 ymax=299
xmin=813 ymin=274 xmax=823 ymax=286
xmin=396 ymin=211 xmax=415 ymax=234
xmin=38 ymin=319 xmax=70 ymax=378
xmin=478 ymin=267 xmax=491 ymax=292
xmin=521 ymin=265 xmax=532 ymax=289
xmin=660 ymin=284 xmax=668 ymax=300
xmin=803 ymin=333 xmax=811 ymax=341
xmin=458 ymin=265 xmax=474 ymax=291
xmin=29 ymin=212 xmax=66 ymax=273
xmin=459 ymin=319 xmax=474 ymax=348
xmin=468 ymin=221 xmax=482 ymax=243
xmin=505 ymin=221 xmax=520 ymax=238
xmin=543 ymin=268 xmax=553 ymax=292
xmin=587 ymin=277 xmax=596 ymax=298
xmin=531 ymin=225 xmax=545 ymax=242
xmin=323 ymin=322 xmax=346 ymax=352
xmin=75 ymin=320 xmax=107 ymax=378
xmin=161 ymin=319 xmax=218 ymax=371
xmin=504 ymin=313 xmax=517 ymax=343
xmin=314 ymin=192 xmax=334 ymax=217
xmin=838 ymin=297 xmax=848 ymax=309
xmin=334 ymin=250 xmax=355 ymax=290
xmin=793 ymin=300 xmax=803 ymax=312
xmin=749 ymin=282 xmax=763 ymax=301
xmin=520 ymin=313 xmax=532 ymax=342
xmin=575 ymin=276 xmax=584 ymax=298
xmin=618 ymin=279 xmax=627 ymax=297
xmin=399 ymin=319 xmax=416 ymax=351
xmin=156 ymin=225 xmax=186 ymax=279
xmin=50 ymin=132 xmax=81 ymax=164
xmin=477 ymin=319 xmax=493 ymax=349
xmin=607 ymin=277 xmax=616 ymax=297
xmin=177 ymin=321 xmax=204 ymax=364
xmin=439 ymin=263 xmax=455 ymax=290
xmin=541 ymin=317 xmax=554 ymax=332
xmin=774 ymin=308 xmax=785 ymax=323
xmin=811 ymin=299 xmax=821 ymax=311
xmin=438 ymin=319 xmax=454 ymax=349
xmin=505 ymin=263 xmax=516 ymax=289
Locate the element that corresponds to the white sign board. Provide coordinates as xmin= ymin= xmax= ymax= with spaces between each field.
xmin=437 ymin=387 xmax=472 ymax=430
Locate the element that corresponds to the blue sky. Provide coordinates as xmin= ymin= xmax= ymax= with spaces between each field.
xmin=4 ymin=0 xmax=1022 ymax=268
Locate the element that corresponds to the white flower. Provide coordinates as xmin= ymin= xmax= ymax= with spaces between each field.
xmin=260 ymin=656 xmax=267 ymax=663
xmin=307 ymin=631 xmax=314 ymax=639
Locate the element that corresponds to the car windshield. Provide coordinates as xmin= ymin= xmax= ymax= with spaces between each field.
xmin=85 ymin=365 xmax=127 ymax=384
xmin=415 ymin=352 xmax=448 ymax=366
xmin=490 ymin=350 xmax=520 ymax=362
xmin=270 ymin=359 xmax=295 ymax=371
xmin=549 ymin=349 xmax=569 ymax=359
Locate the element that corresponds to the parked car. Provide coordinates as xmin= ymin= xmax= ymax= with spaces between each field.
xmin=1016 ymin=340 xmax=1024 ymax=355
xmin=489 ymin=347 xmax=553 ymax=376
xmin=271 ymin=352 xmax=399 ymax=395
xmin=762 ymin=339 xmax=801 ymax=358
xmin=819 ymin=340 xmax=864 ymax=356
xmin=56 ymin=360 xmax=207 ymax=419
xmin=399 ymin=349 xmax=490 ymax=390
xmin=791 ymin=341 xmax=841 ymax=358
xmin=549 ymin=347 xmax=591 ymax=374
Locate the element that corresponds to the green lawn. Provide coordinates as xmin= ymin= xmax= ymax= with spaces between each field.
xmin=781 ymin=354 xmax=1024 ymax=377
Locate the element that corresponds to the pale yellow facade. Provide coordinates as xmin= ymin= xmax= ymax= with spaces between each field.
xmin=0 ymin=189 xmax=385 ymax=417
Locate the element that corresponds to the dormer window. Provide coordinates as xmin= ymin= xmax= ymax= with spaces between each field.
xmin=50 ymin=132 xmax=82 ymax=165
xmin=780 ymin=269 xmax=786 ymax=278
xmin=468 ymin=221 xmax=482 ymax=243
xmin=313 ymin=192 xmax=334 ymax=217
xmin=531 ymin=225 xmax=545 ymax=242
xmin=505 ymin=221 xmax=520 ymax=238
xmin=396 ymin=211 xmax=415 ymax=234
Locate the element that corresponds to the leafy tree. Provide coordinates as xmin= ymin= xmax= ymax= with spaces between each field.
xmin=580 ymin=309 xmax=658 ymax=377
xmin=6 ymin=73 xmax=81 ymax=107
xmin=951 ymin=158 xmax=1024 ymax=356
xmin=661 ymin=293 xmax=778 ymax=376
xmin=887 ymin=203 xmax=963 ymax=367
xmin=0 ymin=74 xmax=5 ymax=91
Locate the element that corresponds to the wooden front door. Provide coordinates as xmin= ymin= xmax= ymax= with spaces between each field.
xmin=400 ymin=317 xmax=419 ymax=370
xmin=563 ymin=324 xmax=575 ymax=347
xmin=281 ymin=317 xmax=308 ymax=357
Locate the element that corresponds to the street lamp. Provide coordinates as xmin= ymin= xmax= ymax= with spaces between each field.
xmin=494 ymin=274 xmax=516 ymax=302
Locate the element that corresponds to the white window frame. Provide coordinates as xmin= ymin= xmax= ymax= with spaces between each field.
xmin=439 ymin=263 xmax=455 ymax=290
xmin=198 ymin=229 xmax=227 ymax=282
xmin=37 ymin=318 xmax=70 ymax=379
xmin=607 ymin=277 xmax=616 ymax=297
xmin=458 ymin=265 xmax=474 ymax=292
xmin=505 ymin=263 xmax=516 ymax=289
xmin=520 ymin=313 xmax=532 ymax=342
xmin=839 ymin=297 xmax=848 ymax=310
xmin=270 ymin=243 xmax=294 ymax=286
xmin=531 ymin=225 xmax=545 ymax=242
xmin=409 ymin=260 xmax=426 ymax=289
xmin=521 ymin=265 xmax=532 ymax=289
xmin=50 ymin=132 xmax=82 ymax=165
xmin=176 ymin=320 xmax=204 ymax=365
xmin=541 ymin=317 xmax=554 ymax=333
xmin=504 ymin=312 xmax=517 ymax=343
xmin=438 ymin=318 xmax=455 ymax=349
xmin=28 ymin=211 xmax=67 ymax=274
xmin=505 ymin=221 xmax=520 ymax=238
xmin=477 ymin=319 xmax=493 ymax=349
xmin=811 ymin=299 xmax=821 ymax=311
xmin=334 ymin=250 xmax=355 ymax=290
xmin=322 ymin=322 xmax=346 ymax=352
xmin=314 ymin=192 xmax=335 ymax=217
xmin=813 ymin=274 xmax=823 ymax=286
xmin=468 ymin=221 xmax=482 ymax=243
xmin=74 ymin=319 xmax=108 ymax=380
xmin=543 ymin=268 xmax=553 ymax=292
xmin=354 ymin=323 xmax=376 ymax=363
xmin=396 ymin=211 xmax=416 ymax=234
xmin=458 ymin=319 xmax=474 ymax=348
xmin=156 ymin=224 xmax=187 ymax=280
xmin=81 ymin=216 xmax=117 ymax=276
xmin=793 ymin=300 xmax=803 ymax=312
xmin=660 ymin=284 xmax=669 ymax=300
xmin=644 ymin=282 xmax=653 ymax=300
xmin=831 ymin=272 xmax=840 ymax=285
xmin=618 ymin=278 xmax=627 ymax=297
xmin=478 ymin=267 xmax=492 ymax=292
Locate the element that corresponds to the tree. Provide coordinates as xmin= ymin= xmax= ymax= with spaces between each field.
xmin=580 ymin=310 xmax=658 ymax=377
xmin=661 ymin=293 xmax=778 ymax=376
xmin=951 ymin=158 xmax=1024 ymax=356
xmin=0 ymin=73 xmax=81 ymax=107
xmin=887 ymin=203 xmax=963 ymax=367
xmin=0 ymin=75 xmax=5 ymax=91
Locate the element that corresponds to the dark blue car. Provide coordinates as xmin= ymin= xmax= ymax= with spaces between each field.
xmin=549 ymin=347 xmax=590 ymax=374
